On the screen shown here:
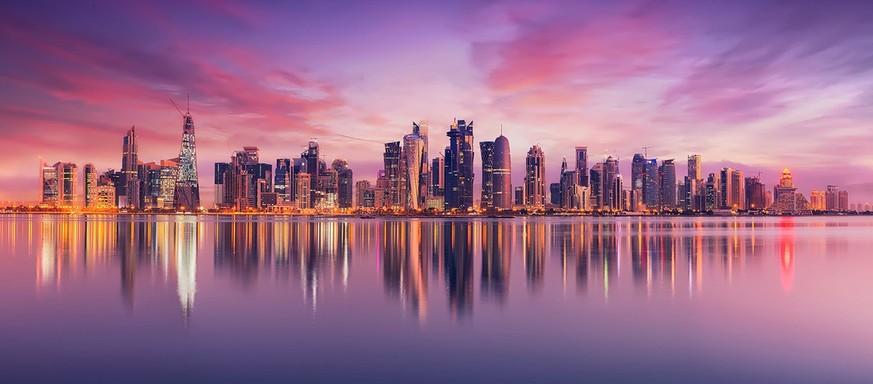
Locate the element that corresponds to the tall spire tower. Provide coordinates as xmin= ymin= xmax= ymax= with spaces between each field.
xmin=174 ymin=102 xmax=200 ymax=211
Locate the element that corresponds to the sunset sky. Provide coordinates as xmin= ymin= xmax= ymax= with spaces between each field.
xmin=2 ymin=0 xmax=873 ymax=204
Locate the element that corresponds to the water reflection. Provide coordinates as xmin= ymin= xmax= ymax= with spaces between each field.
xmin=4 ymin=215 xmax=819 ymax=325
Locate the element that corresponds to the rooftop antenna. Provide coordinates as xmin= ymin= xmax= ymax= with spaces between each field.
xmin=642 ymin=146 xmax=651 ymax=158
xmin=169 ymin=98 xmax=184 ymax=118
xmin=186 ymin=93 xmax=190 ymax=114
xmin=500 ymin=124 xmax=503 ymax=135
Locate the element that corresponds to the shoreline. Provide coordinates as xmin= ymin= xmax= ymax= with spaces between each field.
xmin=1 ymin=211 xmax=870 ymax=218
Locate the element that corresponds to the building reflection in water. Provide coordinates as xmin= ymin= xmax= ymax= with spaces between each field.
xmin=16 ymin=214 xmax=828 ymax=325
xmin=524 ymin=219 xmax=546 ymax=292
xmin=443 ymin=221 xmax=474 ymax=319
xmin=779 ymin=217 xmax=795 ymax=293
xmin=482 ymin=221 xmax=511 ymax=304
xmin=213 ymin=218 xmax=351 ymax=311
xmin=380 ymin=220 xmax=429 ymax=322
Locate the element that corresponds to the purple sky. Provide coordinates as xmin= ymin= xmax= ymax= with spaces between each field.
xmin=2 ymin=0 xmax=873 ymax=204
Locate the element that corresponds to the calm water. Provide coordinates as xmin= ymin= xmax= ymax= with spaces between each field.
xmin=2 ymin=214 xmax=873 ymax=383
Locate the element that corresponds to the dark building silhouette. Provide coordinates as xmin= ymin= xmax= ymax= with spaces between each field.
xmin=444 ymin=119 xmax=474 ymax=210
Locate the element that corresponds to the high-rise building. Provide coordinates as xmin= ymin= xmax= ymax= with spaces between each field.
xmin=157 ymin=160 xmax=179 ymax=210
xmin=631 ymin=154 xmax=645 ymax=211
xmin=295 ymin=173 xmax=311 ymax=210
xmin=174 ymin=110 xmax=201 ymax=211
xmin=355 ymin=180 xmax=375 ymax=208
xmin=589 ymin=163 xmax=603 ymax=209
xmin=121 ymin=126 xmax=140 ymax=209
xmin=431 ymin=156 xmax=445 ymax=197
xmin=333 ymin=159 xmax=353 ymax=209
xmin=514 ymin=186 xmax=525 ymax=207
xmin=643 ymin=158 xmax=659 ymax=210
xmin=603 ymin=156 xmax=619 ymax=210
xmin=771 ymin=168 xmax=798 ymax=213
xmin=810 ymin=189 xmax=826 ymax=211
xmin=214 ymin=162 xmax=231 ymax=208
xmin=275 ymin=158 xmax=291 ymax=202
xmin=404 ymin=124 xmax=427 ymax=210
xmin=719 ymin=168 xmax=734 ymax=210
xmin=745 ymin=176 xmax=767 ymax=210
xmin=493 ymin=134 xmax=512 ymax=209
xmin=83 ymin=163 xmax=97 ymax=208
xmin=40 ymin=160 xmax=58 ymax=206
xmin=384 ymin=141 xmax=403 ymax=209
xmin=302 ymin=141 xmax=321 ymax=206
xmin=445 ymin=119 xmax=475 ymax=210
xmin=687 ymin=154 xmax=701 ymax=180
xmin=54 ymin=162 xmax=78 ymax=207
xmin=524 ymin=145 xmax=546 ymax=209
xmin=705 ymin=173 xmax=719 ymax=211
xmin=731 ymin=170 xmax=745 ymax=210
xmin=575 ymin=147 xmax=589 ymax=187
xmin=839 ymin=191 xmax=849 ymax=211
xmin=659 ymin=159 xmax=676 ymax=210
xmin=480 ymin=140 xmax=496 ymax=209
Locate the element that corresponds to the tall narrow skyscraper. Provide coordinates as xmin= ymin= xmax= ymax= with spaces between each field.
xmin=480 ymin=140 xmax=496 ymax=209
xmin=659 ymin=159 xmax=677 ymax=210
xmin=404 ymin=123 xmax=427 ymax=210
xmin=687 ymin=154 xmax=702 ymax=180
xmin=83 ymin=163 xmax=97 ymax=208
xmin=121 ymin=126 xmax=140 ymax=209
xmin=575 ymin=146 xmax=589 ymax=187
xmin=493 ymin=134 xmax=512 ymax=210
xmin=524 ymin=145 xmax=546 ymax=209
xmin=174 ymin=110 xmax=201 ymax=211
xmin=643 ymin=158 xmax=660 ymax=210
xmin=445 ymin=119 xmax=474 ymax=210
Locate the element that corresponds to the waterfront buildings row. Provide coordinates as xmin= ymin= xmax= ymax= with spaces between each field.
xmin=39 ymin=108 xmax=201 ymax=211
xmin=34 ymin=114 xmax=863 ymax=214
xmin=212 ymin=142 xmax=353 ymax=212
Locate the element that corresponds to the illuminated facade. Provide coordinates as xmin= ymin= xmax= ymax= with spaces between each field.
xmin=120 ymin=126 xmax=140 ymax=209
xmin=493 ymin=134 xmax=512 ymax=209
xmin=524 ymin=145 xmax=546 ymax=209
xmin=174 ymin=112 xmax=201 ymax=211
xmin=404 ymin=123 xmax=426 ymax=210
xmin=480 ymin=140 xmax=495 ymax=209
xmin=444 ymin=119 xmax=474 ymax=210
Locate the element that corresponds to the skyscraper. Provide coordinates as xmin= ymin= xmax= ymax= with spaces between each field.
xmin=524 ymin=145 xmax=545 ymax=209
xmin=480 ymin=140 xmax=496 ymax=209
xmin=771 ymin=168 xmax=798 ymax=213
xmin=121 ymin=126 xmax=140 ymax=209
xmin=83 ymin=163 xmax=97 ymax=208
xmin=589 ymin=163 xmax=603 ymax=209
xmin=275 ymin=158 xmax=291 ymax=202
xmin=643 ymin=158 xmax=659 ymax=210
xmin=659 ymin=159 xmax=676 ymax=210
xmin=687 ymin=154 xmax=701 ymax=180
xmin=431 ymin=156 xmax=445 ymax=197
xmin=404 ymin=123 xmax=427 ymax=210
xmin=174 ymin=111 xmax=200 ymax=211
xmin=631 ymin=154 xmax=645 ymax=210
xmin=575 ymin=146 xmax=589 ymax=187
xmin=54 ymin=162 xmax=78 ymax=207
xmin=493 ymin=134 xmax=512 ymax=210
xmin=384 ymin=141 xmax=403 ymax=208
xmin=332 ymin=159 xmax=353 ymax=209
xmin=302 ymin=140 xmax=321 ymax=206
xmin=40 ymin=160 xmax=58 ymax=206
xmin=603 ymin=156 xmax=619 ymax=210
xmin=444 ymin=119 xmax=474 ymax=210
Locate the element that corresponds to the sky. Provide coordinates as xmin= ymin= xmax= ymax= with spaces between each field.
xmin=1 ymin=0 xmax=873 ymax=205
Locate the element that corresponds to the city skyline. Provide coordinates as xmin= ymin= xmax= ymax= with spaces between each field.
xmin=2 ymin=1 xmax=873 ymax=204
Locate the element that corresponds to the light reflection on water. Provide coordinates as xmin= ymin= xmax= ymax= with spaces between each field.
xmin=1 ymin=214 xmax=872 ymax=383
